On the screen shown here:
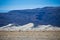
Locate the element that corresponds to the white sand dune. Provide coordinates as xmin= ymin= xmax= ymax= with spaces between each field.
xmin=0 ymin=23 xmax=60 ymax=31
xmin=0 ymin=23 xmax=34 ymax=31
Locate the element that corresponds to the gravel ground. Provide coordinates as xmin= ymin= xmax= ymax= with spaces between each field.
xmin=0 ymin=31 xmax=60 ymax=40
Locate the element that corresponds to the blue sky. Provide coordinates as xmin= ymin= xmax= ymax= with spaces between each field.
xmin=0 ymin=0 xmax=60 ymax=12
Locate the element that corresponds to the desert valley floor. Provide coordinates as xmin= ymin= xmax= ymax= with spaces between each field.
xmin=0 ymin=31 xmax=60 ymax=40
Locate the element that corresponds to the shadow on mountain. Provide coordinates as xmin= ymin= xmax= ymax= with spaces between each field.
xmin=0 ymin=7 xmax=60 ymax=27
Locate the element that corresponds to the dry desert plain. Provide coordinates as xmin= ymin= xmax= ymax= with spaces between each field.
xmin=0 ymin=31 xmax=60 ymax=40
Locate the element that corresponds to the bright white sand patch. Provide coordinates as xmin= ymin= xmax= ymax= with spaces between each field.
xmin=0 ymin=23 xmax=60 ymax=31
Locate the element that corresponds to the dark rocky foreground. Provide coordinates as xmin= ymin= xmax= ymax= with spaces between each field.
xmin=0 ymin=31 xmax=60 ymax=40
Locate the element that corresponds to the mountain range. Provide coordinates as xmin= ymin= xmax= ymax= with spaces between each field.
xmin=0 ymin=7 xmax=60 ymax=27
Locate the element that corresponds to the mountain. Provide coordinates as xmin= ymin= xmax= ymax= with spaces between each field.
xmin=0 ymin=7 xmax=60 ymax=27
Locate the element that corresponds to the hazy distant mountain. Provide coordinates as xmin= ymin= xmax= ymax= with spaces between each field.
xmin=0 ymin=7 xmax=60 ymax=27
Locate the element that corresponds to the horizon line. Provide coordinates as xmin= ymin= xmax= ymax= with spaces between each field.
xmin=0 ymin=6 xmax=60 ymax=13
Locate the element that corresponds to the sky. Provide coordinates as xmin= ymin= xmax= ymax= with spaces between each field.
xmin=0 ymin=0 xmax=60 ymax=12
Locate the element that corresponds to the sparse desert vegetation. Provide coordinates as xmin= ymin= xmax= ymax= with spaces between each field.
xmin=0 ymin=31 xmax=60 ymax=40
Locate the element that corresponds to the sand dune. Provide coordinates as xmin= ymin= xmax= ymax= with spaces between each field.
xmin=0 ymin=23 xmax=60 ymax=31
